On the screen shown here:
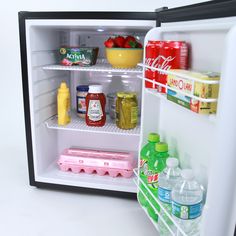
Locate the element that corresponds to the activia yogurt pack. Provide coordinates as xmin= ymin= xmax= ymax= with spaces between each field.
xmin=59 ymin=47 xmax=99 ymax=66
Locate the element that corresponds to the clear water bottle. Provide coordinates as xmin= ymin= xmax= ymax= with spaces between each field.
xmin=158 ymin=157 xmax=181 ymax=236
xmin=171 ymin=169 xmax=204 ymax=235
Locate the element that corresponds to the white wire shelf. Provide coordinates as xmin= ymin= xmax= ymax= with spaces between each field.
xmin=138 ymin=63 xmax=219 ymax=105
xmin=138 ymin=63 xmax=220 ymax=85
xmin=45 ymin=112 xmax=140 ymax=136
xmin=133 ymin=168 xmax=189 ymax=236
xmin=138 ymin=75 xmax=218 ymax=103
xmin=43 ymin=60 xmax=143 ymax=73
xmin=134 ymin=178 xmax=160 ymax=233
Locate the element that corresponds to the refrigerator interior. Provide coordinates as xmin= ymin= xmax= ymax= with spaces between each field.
xmin=136 ymin=16 xmax=236 ymax=235
xmin=25 ymin=19 xmax=156 ymax=193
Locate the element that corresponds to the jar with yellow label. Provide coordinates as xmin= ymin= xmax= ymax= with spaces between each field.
xmin=116 ymin=92 xmax=138 ymax=130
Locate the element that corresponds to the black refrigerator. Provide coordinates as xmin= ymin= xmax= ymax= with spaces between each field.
xmin=19 ymin=1 xmax=236 ymax=235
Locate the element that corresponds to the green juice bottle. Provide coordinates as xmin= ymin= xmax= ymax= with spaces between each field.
xmin=147 ymin=142 xmax=169 ymax=222
xmin=138 ymin=133 xmax=160 ymax=207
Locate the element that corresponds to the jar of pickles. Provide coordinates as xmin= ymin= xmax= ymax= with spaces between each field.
xmin=116 ymin=92 xmax=138 ymax=130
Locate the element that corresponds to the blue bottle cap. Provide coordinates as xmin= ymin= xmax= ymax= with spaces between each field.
xmin=76 ymin=85 xmax=89 ymax=92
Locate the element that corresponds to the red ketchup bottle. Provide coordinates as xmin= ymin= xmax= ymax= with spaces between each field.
xmin=86 ymin=85 xmax=106 ymax=127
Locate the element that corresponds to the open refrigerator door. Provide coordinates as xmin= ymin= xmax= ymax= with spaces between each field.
xmin=135 ymin=2 xmax=236 ymax=236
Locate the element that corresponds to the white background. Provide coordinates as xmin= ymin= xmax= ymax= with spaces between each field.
xmin=0 ymin=0 xmax=208 ymax=236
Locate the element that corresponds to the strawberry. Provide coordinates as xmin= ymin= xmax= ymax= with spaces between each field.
xmin=114 ymin=36 xmax=125 ymax=48
xmin=124 ymin=41 xmax=131 ymax=48
xmin=125 ymin=35 xmax=136 ymax=42
xmin=136 ymin=42 xmax=143 ymax=48
xmin=124 ymin=35 xmax=138 ymax=48
xmin=124 ymin=40 xmax=137 ymax=48
xmin=104 ymin=38 xmax=115 ymax=48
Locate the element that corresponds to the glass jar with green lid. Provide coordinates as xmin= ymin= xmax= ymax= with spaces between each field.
xmin=116 ymin=92 xmax=138 ymax=130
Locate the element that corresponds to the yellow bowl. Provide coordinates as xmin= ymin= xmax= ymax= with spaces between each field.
xmin=106 ymin=48 xmax=143 ymax=68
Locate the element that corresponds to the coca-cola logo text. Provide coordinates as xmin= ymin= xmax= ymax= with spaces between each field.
xmin=145 ymin=55 xmax=175 ymax=74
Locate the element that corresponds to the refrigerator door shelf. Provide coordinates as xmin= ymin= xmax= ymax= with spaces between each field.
xmin=138 ymin=75 xmax=218 ymax=103
xmin=45 ymin=112 xmax=141 ymax=136
xmin=142 ymin=88 xmax=217 ymax=124
xmin=133 ymin=169 xmax=188 ymax=236
xmin=138 ymin=63 xmax=220 ymax=85
xmin=134 ymin=179 xmax=160 ymax=233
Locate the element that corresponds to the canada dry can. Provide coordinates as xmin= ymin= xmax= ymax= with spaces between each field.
xmin=145 ymin=41 xmax=163 ymax=89
xmin=157 ymin=41 xmax=189 ymax=93
xmin=116 ymin=92 xmax=138 ymax=130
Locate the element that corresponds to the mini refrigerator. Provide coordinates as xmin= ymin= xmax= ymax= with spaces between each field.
xmin=19 ymin=1 xmax=236 ymax=235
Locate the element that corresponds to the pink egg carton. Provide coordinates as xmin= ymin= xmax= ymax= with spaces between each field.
xmin=57 ymin=148 xmax=136 ymax=178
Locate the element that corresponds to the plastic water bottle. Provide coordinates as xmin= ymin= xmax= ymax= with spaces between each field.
xmin=158 ymin=158 xmax=181 ymax=236
xmin=171 ymin=169 xmax=204 ymax=235
xmin=138 ymin=133 xmax=160 ymax=207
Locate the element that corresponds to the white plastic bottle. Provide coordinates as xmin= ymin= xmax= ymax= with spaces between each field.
xmin=171 ymin=169 xmax=204 ymax=235
xmin=158 ymin=157 xmax=181 ymax=236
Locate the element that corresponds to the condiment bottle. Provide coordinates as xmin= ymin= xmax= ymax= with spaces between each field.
xmin=57 ymin=81 xmax=71 ymax=125
xmin=76 ymin=85 xmax=89 ymax=118
xmin=86 ymin=85 xmax=106 ymax=127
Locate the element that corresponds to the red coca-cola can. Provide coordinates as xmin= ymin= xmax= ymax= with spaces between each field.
xmin=157 ymin=41 xmax=189 ymax=93
xmin=145 ymin=40 xmax=163 ymax=89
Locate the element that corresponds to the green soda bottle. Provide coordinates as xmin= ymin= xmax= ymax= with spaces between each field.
xmin=147 ymin=142 xmax=169 ymax=222
xmin=138 ymin=133 xmax=160 ymax=207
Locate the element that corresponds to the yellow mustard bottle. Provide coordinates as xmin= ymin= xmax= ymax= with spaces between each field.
xmin=57 ymin=82 xmax=71 ymax=125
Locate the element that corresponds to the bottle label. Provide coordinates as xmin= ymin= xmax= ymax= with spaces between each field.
xmin=88 ymin=100 xmax=103 ymax=121
xmin=140 ymin=160 xmax=148 ymax=176
xmin=77 ymin=96 xmax=86 ymax=114
xmin=172 ymin=201 xmax=203 ymax=220
xmin=158 ymin=187 xmax=171 ymax=204
xmin=147 ymin=170 xmax=158 ymax=188
xmin=140 ymin=159 xmax=146 ymax=168
xmin=131 ymin=106 xmax=138 ymax=124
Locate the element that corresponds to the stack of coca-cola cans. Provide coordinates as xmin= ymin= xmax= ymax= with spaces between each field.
xmin=145 ymin=40 xmax=189 ymax=93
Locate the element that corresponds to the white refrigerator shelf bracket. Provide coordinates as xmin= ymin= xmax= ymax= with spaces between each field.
xmin=43 ymin=60 xmax=143 ymax=74
xmin=138 ymin=75 xmax=218 ymax=103
xmin=45 ymin=113 xmax=141 ymax=136
xmin=133 ymin=169 xmax=188 ymax=236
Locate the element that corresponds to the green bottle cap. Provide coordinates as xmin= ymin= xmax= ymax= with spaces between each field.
xmin=148 ymin=133 xmax=160 ymax=143
xmin=155 ymin=142 xmax=168 ymax=152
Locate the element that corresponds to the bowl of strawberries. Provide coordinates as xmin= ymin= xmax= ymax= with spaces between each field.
xmin=104 ymin=35 xmax=143 ymax=68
